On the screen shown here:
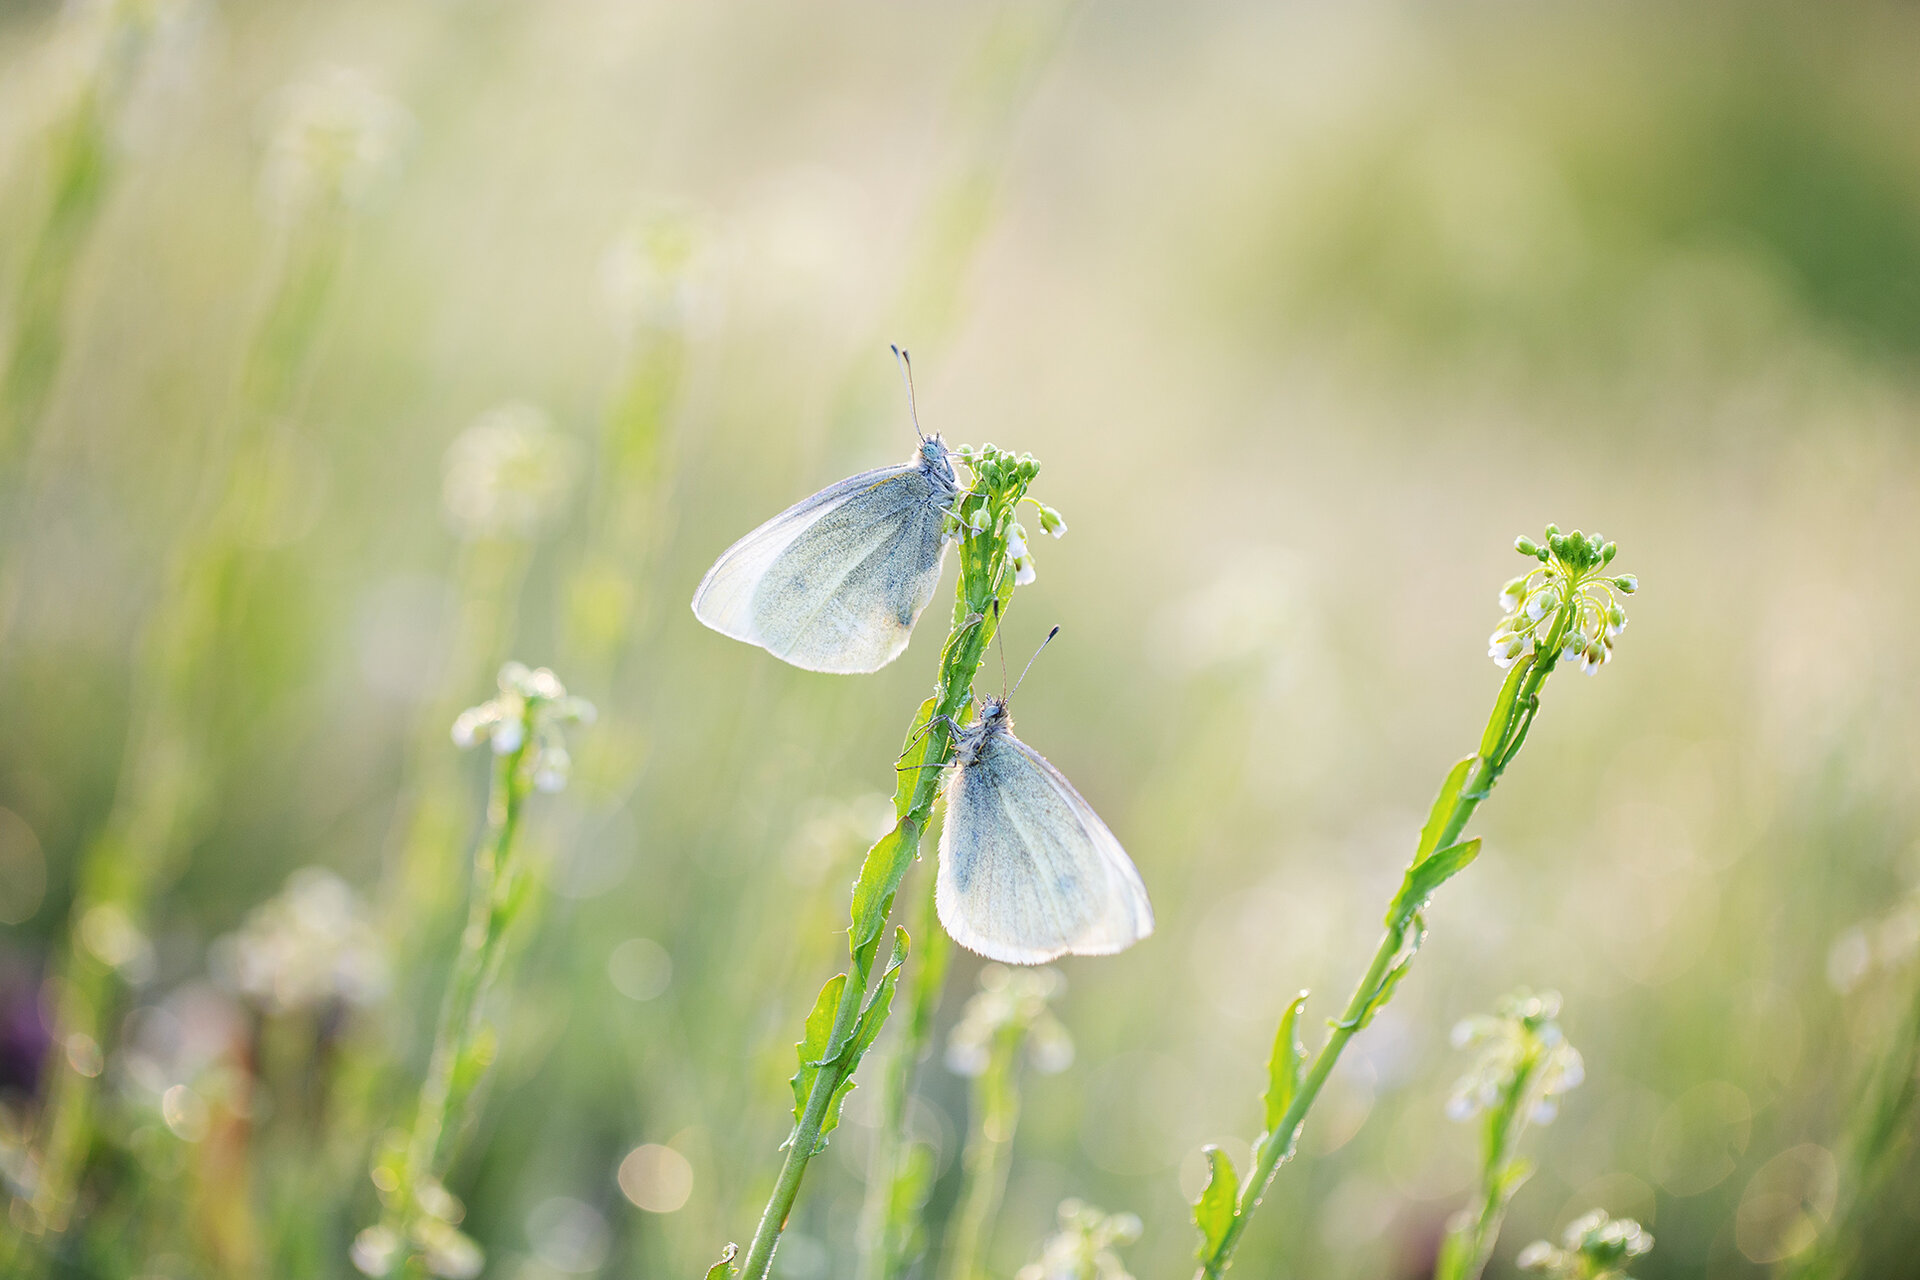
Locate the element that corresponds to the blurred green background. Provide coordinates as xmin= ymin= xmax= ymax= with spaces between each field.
xmin=3 ymin=1 xmax=1919 ymax=1277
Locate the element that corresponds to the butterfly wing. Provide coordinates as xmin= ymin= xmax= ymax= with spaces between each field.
xmin=937 ymin=730 xmax=1154 ymax=964
xmin=692 ymin=463 xmax=951 ymax=673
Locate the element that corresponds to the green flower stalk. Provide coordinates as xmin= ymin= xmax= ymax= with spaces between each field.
xmin=940 ymin=966 xmax=1074 ymax=1280
xmin=1189 ymin=527 xmax=1636 ymax=1280
xmin=1434 ymin=991 xmax=1585 ymax=1280
xmin=717 ymin=445 xmax=1044 ymax=1280
xmin=857 ymin=871 xmax=954 ymax=1280
xmin=1516 ymin=1211 xmax=1653 ymax=1280
xmin=353 ymin=664 xmax=593 ymax=1279
xmin=1016 ymin=1200 xmax=1142 ymax=1280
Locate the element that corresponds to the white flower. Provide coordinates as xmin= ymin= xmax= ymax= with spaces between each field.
xmin=600 ymin=208 xmax=726 ymax=337
xmin=441 ymin=403 xmax=580 ymax=541
xmin=217 ymin=868 xmax=388 ymax=1015
xmin=490 ymin=718 xmax=525 ymax=755
xmin=1007 ymin=524 xmax=1029 ymax=562
xmin=261 ymin=67 xmax=412 ymax=220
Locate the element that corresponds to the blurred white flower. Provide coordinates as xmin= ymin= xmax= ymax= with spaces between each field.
xmin=451 ymin=662 xmax=595 ymax=794
xmin=261 ymin=66 xmax=412 ymax=220
xmin=946 ymin=965 xmax=1072 ymax=1078
xmin=214 ymin=867 xmax=388 ymax=1016
xmin=600 ymin=207 xmax=727 ymax=338
xmin=1446 ymin=989 xmax=1582 ymax=1125
xmin=1016 ymin=1199 xmax=1141 ymax=1280
xmin=1517 ymin=1209 xmax=1653 ymax=1279
xmin=441 ymin=402 xmax=581 ymax=541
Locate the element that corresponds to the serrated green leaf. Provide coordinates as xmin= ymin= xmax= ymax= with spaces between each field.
xmin=851 ymin=928 xmax=910 ymax=1059
xmin=1386 ymin=838 xmax=1482 ymax=927
xmin=1262 ymin=992 xmax=1310 ymax=1133
xmin=892 ymin=696 xmax=940 ymax=817
xmin=1357 ymin=914 xmax=1429 ymax=1029
xmin=791 ymin=973 xmax=848 ymax=1124
xmin=810 ymin=931 xmax=911 ymax=1153
xmin=850 ymin=822 xmax=919 ymax=972
xmin=703 ymin=1243 xmax=738 ymax=1280
xmin=1417 ymin=757 xmax=1475 ymax=864
xmin=1192 ymin=1145 xmax=1240 ymax=1260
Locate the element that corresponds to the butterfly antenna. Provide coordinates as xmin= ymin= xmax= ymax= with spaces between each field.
xmin=891 ymin=344 xmax=924 ymax=442
xmin=1010 ymin=625 xmax=1061 ymax=700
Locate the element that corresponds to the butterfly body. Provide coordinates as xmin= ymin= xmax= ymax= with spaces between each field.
xmin=937 ymin=697 xmax=1154 ymax=964
xmin=693 ymin=437 xmax=958 ymax=673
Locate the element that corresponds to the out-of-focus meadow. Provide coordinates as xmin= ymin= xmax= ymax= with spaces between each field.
xmin=4 ymin=1 xmax=1920 ymax=1278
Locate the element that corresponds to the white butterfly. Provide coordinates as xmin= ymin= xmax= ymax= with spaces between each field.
xmin=692 ymin=433 xmax=959 ymax=673
xmin=936 ymin=694 xmax=1154 ymax=964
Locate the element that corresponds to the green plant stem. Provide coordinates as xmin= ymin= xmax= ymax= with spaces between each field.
xmin=398 ymin=728 xmax=535 ymax=1201
xmin=941 ymin=1021 xmax=1026 ymax=1280
xmin=738 ymin=460 xmax=1030 ymax=1280
xmin=1193 ymin=611 xmax=1573 ymax=1280
xmin=1434 ymin=1047 xmax=1550 ymax=1280
xmin=857 ymin=870 xmax=953 ymax=1280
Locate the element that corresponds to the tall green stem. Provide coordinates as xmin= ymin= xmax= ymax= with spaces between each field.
xmin=941 ymin=1020 xmax=1025 ymax=1280
xmin=402 ymin=737 xmax=532 ymax=1192
xmin=735 ymin=449 xmax=1037 ymax=1280
xmin=857 ymin=870 xmax=953 ymax=1280
xmin=359 ymin=666 xmax=590 ymax=1278
xmin=1193 ymin=609 xmax=1574 ymax=1280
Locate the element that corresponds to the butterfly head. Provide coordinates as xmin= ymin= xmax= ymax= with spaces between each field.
xmin=975 ymin=695 xmax=1012 ymax=732
xmin=952 ymin=695 xmax=1012 ymax=767
xmin=917 ymin=434 xmax=957 ymax=488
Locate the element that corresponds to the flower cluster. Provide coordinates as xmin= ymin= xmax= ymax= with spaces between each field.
xmin=945 ymin=965 xmax=1074 ymax=1078
xmin=1447 ymin=989 xmax=1584 ymax=1125
xmin=1489 ymin=527 xmax=1636 ymax=675
xmin=450 ymin=662 xmax=595 ymax=792
xmin=214 ymin=868 xmax=387 ymax=1016
xmin=351 ymin=1171 xmax=481 ymax=1280
xmin=261 ymin=67 xmax=413 ymax=219
xmin=951 ymin=445 xmax=1061 ymax=586
xmin=1015 ymin=1199 xmax=1142 ymax=1280
xmin=441 ymin=402 xmax=581 ymax=541
xmin=1516 ymin=1210 xmax=1653 ymax=1279
xmin=600 ymin=207 xmax=726 ymax=337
